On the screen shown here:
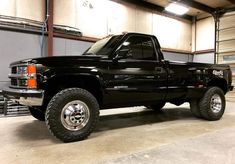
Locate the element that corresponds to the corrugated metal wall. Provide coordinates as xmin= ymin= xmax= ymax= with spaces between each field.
xmin=217 ymin=12 xmax=235 ymax=98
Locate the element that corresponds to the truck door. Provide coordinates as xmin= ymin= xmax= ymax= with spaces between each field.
xmin=104 ymin=35 xmax=168 ymax=105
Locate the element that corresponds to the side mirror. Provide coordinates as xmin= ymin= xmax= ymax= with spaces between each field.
xmin=113 ymin=48 xmax=132 ymax=61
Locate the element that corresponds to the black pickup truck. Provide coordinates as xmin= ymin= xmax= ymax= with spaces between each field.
xmin=3 ymin=33 xmax=233 ymax=142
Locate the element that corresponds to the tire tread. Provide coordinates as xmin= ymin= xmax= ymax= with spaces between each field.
xmin=199 ymin=87 xmax=225 ymax=121
xmin=45 ymin=88 xmax=99 ymax=142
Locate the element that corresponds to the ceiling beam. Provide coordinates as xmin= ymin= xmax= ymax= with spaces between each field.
xmin=121 ymin=0 xmax=193 ymax=21
xmin=171 ymin=0 xmax=216 ymax=14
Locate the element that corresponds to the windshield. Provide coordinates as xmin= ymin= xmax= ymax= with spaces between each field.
xmin=84 ymin=35 xmax=123 ymax=55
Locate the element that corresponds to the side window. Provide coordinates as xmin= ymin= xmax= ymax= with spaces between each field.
xmin=118 ymin=36 xmax=156 ymax=60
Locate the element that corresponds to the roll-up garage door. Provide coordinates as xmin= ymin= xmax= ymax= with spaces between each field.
xmin=217 ymin=11 xmax=235 ymax=98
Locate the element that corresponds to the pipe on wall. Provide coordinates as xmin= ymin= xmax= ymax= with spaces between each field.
xmin=213 ymin=15 xmax=217 ymax=64
xmin=47 ymin=0 xmax=54 ymax=57
xmin=40 ymin=0 xmax=50 ymax=57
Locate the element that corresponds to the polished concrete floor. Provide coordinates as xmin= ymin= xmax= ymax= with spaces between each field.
xmin=0 ymin=101 xmax=235 ymax=164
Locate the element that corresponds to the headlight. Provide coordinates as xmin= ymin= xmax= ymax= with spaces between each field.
xmin=10 ymin=64 xmax=37 ymax=89
xmin=17 ymin=66 xmax=27 ymax=74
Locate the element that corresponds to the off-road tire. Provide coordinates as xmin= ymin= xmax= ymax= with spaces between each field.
xmin=197 ymin=87 xmax=225 ymax=121
xmin=45 ymin=88 xmax=99 ymax=142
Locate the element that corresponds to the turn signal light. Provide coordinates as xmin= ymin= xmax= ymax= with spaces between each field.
xmin=27 ymin=79 xmax=37 ymax=88
xmin=27 ymin=65 xmax=36 ymax=74
xmin=27 ymin=65 xmax=37 ymax=88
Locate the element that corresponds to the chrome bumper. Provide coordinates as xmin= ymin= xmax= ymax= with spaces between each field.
xmin=2 ymin=87 xmax=44 ymax=106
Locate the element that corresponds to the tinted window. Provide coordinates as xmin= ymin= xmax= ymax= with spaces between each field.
xmin=84 ymin=35 xmax=123 ymax=55
xmin=119 ymin=36 xmax=156 ymax=60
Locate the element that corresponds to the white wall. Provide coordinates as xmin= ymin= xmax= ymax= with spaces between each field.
xmin=153 ymin=14 xmax=192 ymax=51
xmin=0 ymin=0 xmax=192 ymax=52
xmin=0 ymin=0 xmax=45 ymax=21
xmin=163 ymin=51 xmax=193 ymax=62
xmin=54 ymin=0 xmax=192 ymax=52
xmin=54 ymin=38 xmax=93 ymax=56
xmin=195 ymin=17 xmax=215 ymax=51
xmin=192 ymin=17 xmax=215 ymax=63
xmin=193 ymin=53 xmax=214 ymax=63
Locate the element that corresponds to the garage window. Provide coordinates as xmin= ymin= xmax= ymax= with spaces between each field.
xmin=223 ymin=55 xmax=235 ymax=61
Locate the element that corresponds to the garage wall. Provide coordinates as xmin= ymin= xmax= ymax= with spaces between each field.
xmin=163 ymin=51 xmax=193 ymax=62
xmin=195 ymin=17 xmax=215 ymax=51
xmin=153 ymin=14 xmax=191 ymax=51
xmin=193 ymin=53 xmax=214 ymax=63
xmin=53 ymin=38 xmax=93 ymax=56
xmin=192 ymin=17 xmax=215 ymax=64
xmin=0 ymin=0 xmax=192 ymax=52
xmin=54 ymin=0 xmax=192 ymax=52
xmin=0 ymin=30 xmax=42 ymax=89
xmin=217 ymin=12 xmax=235 ymax=98
xmin=0 ymin=0 xmax=45 ymax=21
xmin=0 ymin=30 xmax=93 ymax=89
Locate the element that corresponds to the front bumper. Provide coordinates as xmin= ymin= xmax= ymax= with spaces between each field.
xmin=2 ymin=87 xmax=44 ymax=106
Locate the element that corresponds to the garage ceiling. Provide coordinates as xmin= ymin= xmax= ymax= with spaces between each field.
xmin=146 ymin=0 xmax=235 ymax=16
xmin=195 ymin=0 xmax=233 ymax=8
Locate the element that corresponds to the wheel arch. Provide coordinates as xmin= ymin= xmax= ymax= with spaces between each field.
xmin=207 ymin=78 xmax=228 ymax=94
xmin=43 ymin=74 xmax=104 ymax=106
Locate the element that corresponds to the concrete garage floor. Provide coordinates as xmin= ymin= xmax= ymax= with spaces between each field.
xmin=0 ymin=101 xmax=235 ymax=164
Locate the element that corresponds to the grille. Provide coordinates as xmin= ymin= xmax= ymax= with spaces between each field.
xmin=11 ymin=78 xmax=17 ymax=86
xmin=11 ymin=66 xmax=17 ymax=74
xmin=10 ymin=65 xmax=28 ymax=88
xmin=18 ymin=79 xmax=27 ymax=87
xmin=10 ymin=79 xmax=27 ymax=88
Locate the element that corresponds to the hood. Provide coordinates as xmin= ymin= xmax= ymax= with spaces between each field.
xmin=10 ymin=55 xmax=105 ymax=67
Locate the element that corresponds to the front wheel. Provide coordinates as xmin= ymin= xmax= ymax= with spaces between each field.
xmin=45 ymin=88 xmax=99 ymax=142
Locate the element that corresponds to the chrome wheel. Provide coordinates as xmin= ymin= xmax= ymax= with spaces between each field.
xmin=210 ymin=94 xmax=222 ymax=113
xmin=61 ymin=100 xmax=90 ymax=131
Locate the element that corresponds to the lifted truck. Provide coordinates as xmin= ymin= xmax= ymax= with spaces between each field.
xmin=3 ymin=33 xmax=233 ymax=142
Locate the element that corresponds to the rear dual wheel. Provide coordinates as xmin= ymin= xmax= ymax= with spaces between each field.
xmin=190 ymin=87 xmax=225 ymax=121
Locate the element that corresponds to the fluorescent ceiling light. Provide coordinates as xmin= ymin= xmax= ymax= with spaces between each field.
xmin=165 ymin=3 xmax=189 ymax=15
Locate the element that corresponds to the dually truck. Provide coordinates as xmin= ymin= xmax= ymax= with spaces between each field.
xmin=3 ymin=33 xmax=233 ymax=142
